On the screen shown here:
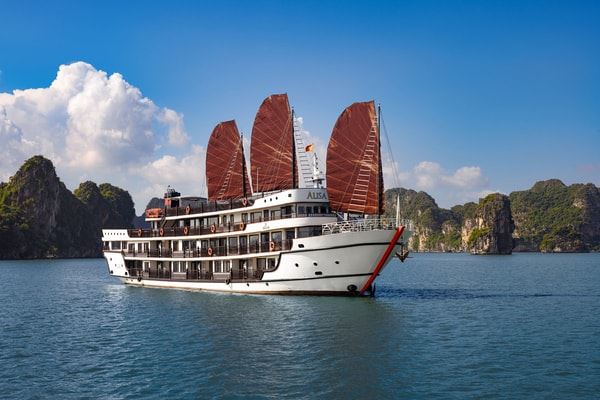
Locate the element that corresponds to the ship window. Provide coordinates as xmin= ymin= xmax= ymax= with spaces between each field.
xmin=239 ymin=236 xmax=248 ymax=253
xmin=213 ymin=260 xmax=222 ymax=273
xmin=297 ymin=226 xmax=322 ymax=238
xmin=263 ymin=210 xmax=269 ymax=220
xmin=257 ymin=258 xmax=266 ymax=270
xmin=223 ymin=260 xmax=231 ymax=273
xmin=315 ymin=271 xmax=322 ymax=276
xmin=298 ymin=206 xmax=305 ymax=215
xmin=261 ymin=233 xmax=269 ymax=251
xmin=242 ymin=213 xmax=248 ymax=223
xmin=267 ymin=258 xmax=276 ymax=269
xmin=251 ymin=212 xmax=261 ymax=223
xmin=172 ymin=261 xmax=184 ymax=273
xmin=111 ymin=241 xmax=121 ymax=250
xmin=271 ymin=231 xmax=282 ymax=247
xmin=249 ymin=235 xmax=259 ymax=253
xmin=228 ymin=237 xmax=238 ymax=253
xmin=271 ymin=209 xmax=281 ymax=220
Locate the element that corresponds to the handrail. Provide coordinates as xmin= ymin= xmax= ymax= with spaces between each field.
xmin=129 ymin=213 xmax=336 ymax=238
xmin=119 ymin=239 xmax=294 ymax=259
xmin=321 ymin=218 xmax=413 ymax=235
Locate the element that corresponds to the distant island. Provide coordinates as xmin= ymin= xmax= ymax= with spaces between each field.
xmin=384 ymin=180 xmax=600 ymax=254
xmin=0 ymin=156 xmax=135 ymax=259
xmin=0 ymin=155 xmax=598 ymax=259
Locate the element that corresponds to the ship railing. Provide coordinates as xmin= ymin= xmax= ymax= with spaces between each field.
xmin=321 ymin=218 xmax=413 ymax=235
xmin=132 ymin=212 xmax=337 ymax=238
xmin=121 ymin=239 xmax=294 ymax=259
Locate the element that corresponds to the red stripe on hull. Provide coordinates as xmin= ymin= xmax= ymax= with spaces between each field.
xmin=359 ymin=226 xmax=405 ymax=295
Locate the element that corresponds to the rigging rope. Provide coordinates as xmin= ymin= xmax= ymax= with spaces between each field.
xmin=381 ymin=111 xmax=401 ymax=191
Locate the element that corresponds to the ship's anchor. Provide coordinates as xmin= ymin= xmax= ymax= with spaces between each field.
xmin=395 ymin=247 xmax=410 ymax=262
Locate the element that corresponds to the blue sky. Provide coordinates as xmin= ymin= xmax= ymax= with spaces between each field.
xmin=0 ymin=0 xmax=599 ymax=210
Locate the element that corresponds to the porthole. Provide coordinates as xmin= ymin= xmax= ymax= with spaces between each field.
xmin=298 ymin=244 xmax=304 ymax=248
xmin=294 ymin=263 xmax=299 ymax=267
xmin=335 ymin=261 xmax=340 ymax=264
xmin=315 ymin=271 xmax=322 ymax=276
xmin=313 ymin=262 xmax=318 ymax=266
xmin=288 ymin=194 xmax=292 ymax=197
xmin=246 ymin=283 xmax=250 ymax=286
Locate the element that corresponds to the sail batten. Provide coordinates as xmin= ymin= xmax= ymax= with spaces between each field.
xmin=326 ymin=101 xmax=384 ymax=215
xmin=250 ymin=93 xmax=297 ymax=193
xmin=206 ymin=120 xmax=250 ymax=201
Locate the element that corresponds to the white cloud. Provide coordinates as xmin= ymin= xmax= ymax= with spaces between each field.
xmin=410 ymin=161 xmax=487 ymax=190
xmin=386 ymin=160 xmax=492 ymax=207
xmin=0 ymin=61 xmax=194 ymax=213
xmin=137 ymin=144 xmax=207 ymax=200
xmin=159 ymin=108 xmax=189 ymax=146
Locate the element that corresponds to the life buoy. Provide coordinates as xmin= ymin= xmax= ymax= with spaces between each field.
xmin=183 ymin=226 xmax=189 ymax=235
xmin=159 ymin=228 xmax=164 ymax=236
xmin=137 ymin=228 xmax=142 ymax=237
xmin=207 ymin=247 xmax=213 ymax=256
xmin=210 ymin=224 xmax=216 ymax=233
xmin=239 ymin=222 xmax=245 ymax=230
xmin=242 ymin=198 xmax=248 ymax=206
xmin=269 ymin=241 xmax=275 ymax=251
xmin=185 ymin=205 xmax=191 ymax=215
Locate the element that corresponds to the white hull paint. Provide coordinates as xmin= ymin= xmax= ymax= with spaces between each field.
xmin=105 ymin=229 xmax=405 ymax=295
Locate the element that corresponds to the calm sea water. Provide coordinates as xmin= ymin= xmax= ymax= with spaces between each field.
xmin=1 ymin=253 xmax=599 ymax=399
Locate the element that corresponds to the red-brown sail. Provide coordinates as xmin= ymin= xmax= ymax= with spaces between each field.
xmin=250 ymin=93 xmax=297 ymax=193
xmin=206 ymin=120 xmax=250 ymax=201
xmin=326 ymin=101 xmax=384 ymax=215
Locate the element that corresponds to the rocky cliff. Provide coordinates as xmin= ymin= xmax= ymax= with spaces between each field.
xmin=510 ymin=180 xmax=600 ymax=252
xmin=385 ymin=189 xmax=514 ymax=254
xmin=463 ymin=194 xmax=514 ymax=254
xmin=386 ymin=179 xmax=599 ymax=253
xmin=0 ymin=156 xmax=135 ymax=259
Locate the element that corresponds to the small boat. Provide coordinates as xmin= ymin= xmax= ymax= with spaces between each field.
xmin=102 ymin=94 xmax=410 ymax=295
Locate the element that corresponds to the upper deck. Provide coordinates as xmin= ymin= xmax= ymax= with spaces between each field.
xmin=145 ymin=187 xmax=330 ymax=221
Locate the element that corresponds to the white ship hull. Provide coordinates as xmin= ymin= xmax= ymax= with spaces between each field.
xmin=104 ymin=229 xmax=406 ymax=295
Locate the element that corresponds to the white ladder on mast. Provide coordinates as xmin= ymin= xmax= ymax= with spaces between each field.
xmin=293 ymin=118 xmax=314 ymax=188
xmin=217 ymin=151 xmax=239 ymax=199
xmin=347 ymin=121 xmax=378 ymax=212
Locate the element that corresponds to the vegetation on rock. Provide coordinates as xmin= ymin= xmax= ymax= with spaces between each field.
xmin=0 ymin=156 xmax=135 ymax=259
xmin=510 ymin=180 xmax=600 ymax=252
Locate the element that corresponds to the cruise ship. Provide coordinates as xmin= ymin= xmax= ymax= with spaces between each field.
xmin=102 ymin=94 xmax=410 ymax=295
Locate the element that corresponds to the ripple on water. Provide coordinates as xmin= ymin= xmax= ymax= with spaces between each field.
xmin=0 ymin=254 xmax=599 ymax=399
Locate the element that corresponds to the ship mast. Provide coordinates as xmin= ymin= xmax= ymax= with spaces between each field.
xmin=291 ymin=107 xmax=298 ymax=189
xmin=377 ymin=103 xmax=383 ymax=216
xmin=241 ymin=132 xmax=248 ymax=198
